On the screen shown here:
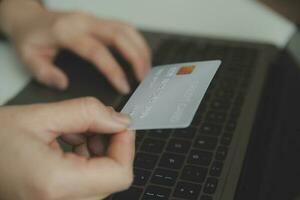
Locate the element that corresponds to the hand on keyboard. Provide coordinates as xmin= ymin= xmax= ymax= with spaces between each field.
xmin=0 ymin=0 xmax=151 ymax=94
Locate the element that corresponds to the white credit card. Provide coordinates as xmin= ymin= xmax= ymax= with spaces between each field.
xmin=121 ymin=60 xmax=221 ymax=130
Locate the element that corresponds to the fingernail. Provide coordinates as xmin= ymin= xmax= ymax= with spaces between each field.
xmin=139 ymin=63 xmax=151 ymax=81
xmin=144 ymin=64 xmax=151 ymax=76
xmin=107 ymin=106 xmax=115 ymax=112
xmin=73 ymin=143 xmax=90 ymax=158
xmin=112 ymin=112 xmax=131 ymax=126
xmin=56 ymin=82 xmax=68 ymax=90
xmin=138 ymin=70 xmax=145 ymax=81
xmin=117 ymin=78 xmax=130 ymax=94
xmin=50 ymin=79 xmax=68 ymax=91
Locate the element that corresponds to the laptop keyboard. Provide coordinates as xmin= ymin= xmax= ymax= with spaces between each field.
xmin=108 ymin=38 xmax=258 ymax=200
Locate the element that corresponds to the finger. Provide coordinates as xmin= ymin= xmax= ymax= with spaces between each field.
xmin=26 ymin=56 xmax=69 ymax=90
xmin=58 ymin=130 xmax=136 ymax=196
xmin=112 ymin=34 xmax=147 ymax=81
xmin=92 ymin=21 xmax=151 ymax=80
xmin=107 ymin=106 xmax=115 ymax=113
xmin=94 ymin=27 xmax=147 ymax=81
xmin=122 ymin=25 xmax=152 ymax=69
xmin=106 ymin=130 xmax=136 ymax=167
xmin=61 ymin=134 xmax=86 ymax=146
xmin=66 ymin=36 xmax=130 ymax=94
xmin=24 ymin=97 xmax=131 ymax=142
xmin=87 ymin=135 xmax=107 ymax=156
xmin=73 ymin=143 xmax=90 ymax=158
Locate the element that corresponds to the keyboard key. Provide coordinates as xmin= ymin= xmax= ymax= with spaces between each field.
xmin=141 ymin=138 xmax=166 ymax=154
xmin=230 ymin=108 xmax=241 ymax=120
xmin=220 ymin=132 xmax=233 ymax=146
xmin=225 ymin=121 xmax=237 ymax=131
xmin=240 ymin=77 xmax=251 ymax=88
xmin=198 ymin=102 xmax=208 ymax=113
xmin=188 ymin=150 xmax=213 ymax=166
xmin=136 ymin=140 xmax=143 ymax=150
xmin=148 ymin=129 xmax=172 ymax=139
xmin=136 ymin=135 xmax=144 ymax=144
xmin=210 ymin=99 xmax=230 ymax=110
xmin=181 ymin=165 xmax=208 ymax=183
xmin=215 ymin=146 xmax=228 ymax=161
xmin=173 ymin=128 xmax=196 ymax=139
xmin=203 ymin=178 xmax=218 ymax=194
xmin=191 ymin=115 xmax=202 ymax=126
xmin=201 ymin=195 xmax=213 ymax=200
xmin=143 ymin=185 xmax=171 ymax=200
xmin=201 ymin=93 xmax=211 ymax=105
xmin=193 ymin=109 xmax=205 ymax=121
xmin=151 ymin=168 xmax=178 ymax=186
xmin=194 ymin=136 xmax=218 ymax=150
xmin=136 ymin=131 xmax=146 ymax=149
xmin=173 ymin=181 xmax=201 ymax=200
xmin=199 ymin=123 xmax=222 ymax=136
xmin=166 ymin=139 xmax=191 ymax=154
xmin=135 ymin=153 xmax=159 ymax=170
xmin=219 ymin=80 xmax=239 ymax=90
xmin=159 ymin=153 xmax=185 ymax=169
xmin=112 ymin=187 xmax=143 ymax=200
xmin=235 ymin=93 xmax=245 ymax=106
xmin=215 ymin=89 xmax=234 ymax=100
xmin=210 ymin=161 xmax=223 ymax=177
xmin=137 ymin=130 xmax=147 ymax=135
xmin=221 ymin=71 xmax=242 ymax=80
xmin=134 ymin=168 xmax=151 ymax=186
xmin=136 ymin=134 xmax=145 ymax=142
xmin=206 ymin=111 xmax=226 ymax=123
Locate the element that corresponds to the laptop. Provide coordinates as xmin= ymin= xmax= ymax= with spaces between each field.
xmin=6 ymin=22 xmax=300 ymax=200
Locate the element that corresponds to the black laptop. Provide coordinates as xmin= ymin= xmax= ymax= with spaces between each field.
xmin=6 ymin=21 xmax=300 ymax=200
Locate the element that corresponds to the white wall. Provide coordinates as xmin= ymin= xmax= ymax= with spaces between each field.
xmin=46 ymin=0 xmax=295 ymax=47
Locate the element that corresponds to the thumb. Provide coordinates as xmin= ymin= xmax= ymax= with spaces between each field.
xmin=25 ymin=97 xmax=131 ymax=142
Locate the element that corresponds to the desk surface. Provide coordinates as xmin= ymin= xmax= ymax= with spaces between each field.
xmin=0 ymin=0 xmax=296 ymax=105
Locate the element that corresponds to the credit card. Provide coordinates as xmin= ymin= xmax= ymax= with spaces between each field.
xmin=121 ymin=60 xmax=221 ymax=130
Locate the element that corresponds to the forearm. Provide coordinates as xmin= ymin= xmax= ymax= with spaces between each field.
xmin=0 ymin=0 xmax=45 ymax=38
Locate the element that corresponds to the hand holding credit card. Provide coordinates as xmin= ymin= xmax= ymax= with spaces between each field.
xmin=121 ymin=61 xmax=221 ymax=130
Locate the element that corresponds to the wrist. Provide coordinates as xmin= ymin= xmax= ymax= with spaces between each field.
xmin=0 ymin=0 xmax=46 ymax=38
